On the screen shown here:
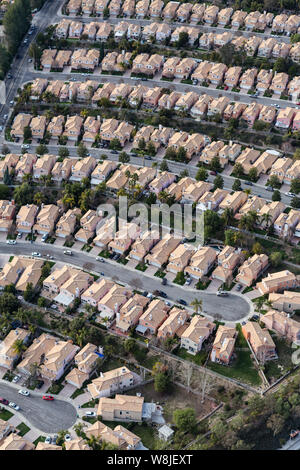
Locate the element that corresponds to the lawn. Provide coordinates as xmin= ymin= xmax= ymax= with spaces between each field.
xmin=264 ymin=335 xmax=294 ymax=382
xmin=81 ymin=399 xmax=99 ymax=408
xmin=207 ymin=350 xmax=262 ymax=386
xmin=0 ymin=409 xmax=13 ymax=420
xmin=33 ymin=436 xmax=46 ymax=446
xmin=102 ymin=420 xmax=155 ymax=448
xmin=46 ymin=382 xmax=64 ymax=395
xmin=135 ymin=262 xmax=148 ymax=272
xmin=70 ymin=387 xmax=86 ymax=400
xmin=175 ymin=347 xmax=208 ymax=366
xmin=17 ymin=422 xmax=30 ymax=437
xmin=154 ymin=269 xmax=166 ymax=278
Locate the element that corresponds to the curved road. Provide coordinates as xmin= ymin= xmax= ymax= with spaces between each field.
xmin=0 ymin=382 xmax=77 ymax=433
xmin=0 ymin=241 xmax=251 ymax=321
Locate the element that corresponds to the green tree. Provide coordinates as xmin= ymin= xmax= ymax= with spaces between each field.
xmin=36 ymin=144 xmax=48 ymax=155
xmin=272 ymin=190 xmax=281 ymax=201
xmin=213 ymin=175 xmax=224 ymax=190
xmin=196 ymin=167 xmax=208 ymax=181
xmin=173 ymin=408 xmax=197 ymax=433
xmin=270 ymin=251 xmax=283 ymax=268
xmin=232 ymin=179 xmax=241 ymax=191
xmin=291 ymin=178 xmax=300 ymax=194
xmin=118 ymin=151 xmax=130 ymax=163
xmin=77 ymin=143 xmax=88 ymax=159
xmin=154 ymin=372 xmax=170 ymax=393
xmin=267 ymin=175 xmax=281 ymax=189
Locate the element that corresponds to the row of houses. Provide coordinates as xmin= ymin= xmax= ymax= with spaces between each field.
xmin=65 ymin=0 xmax=300 ymax=35
xmin=41 ymin=48 xmax=100 ymax=71
xmin=27 ymin=77 xmax=300 ymax=129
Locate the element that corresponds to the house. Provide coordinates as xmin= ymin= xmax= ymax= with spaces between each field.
xmin=252 ymin=150 xmax=278 ymax=176
xmin=174 ymin=58 xmax=196 ymax=80
xmin=136 ymin=0 xmax=149 ymax=18
xmin=54 ymin=268 xmax=93 ymax=309
xmin=288 ymin=77 xmax=300 ymax=101
xmin=162 ymin=1 xmax=179 ymax=20
xmin=41 ymin=49 xmax=57 ymax=69
xmin=33 ymin=204 xmax=59 ymax=235
xmin=181 ymin=181 xmax=212 ymax=204
xmin=143 ymin=86 xmax=163 ymax=108
xmin=270 ymin=72 xmax=289 ymax=95
xmin=35 ymin=442 xmax=62 ymax=450
xmin=231 ymin=10 xmax=247 ymax=28
xmin=0 ymin=256 xmax=43 ymax=292
xmin=239 ymin=68 xmax=258 ymax=90
xmin=176 ymin=2 xmax=192 ymax=22
xmin=138 ymin=299 xmax=170 ymax=335
xmin=290 ymin=43 xmax=300 ymax=63
xmin=190 ymin=94 xmax=213 ymax=119
xmin=88 ymin=366 xmax=134 ymax=399
xmin=174 ymin=91 xmax=198 ymax=111
xmin=145 ymin=233 xmax=181 ymax=268
xmin=96 ymin=22 xmax=112 ymax=41
xmin=109 ymin=0 xmax=122 ymax=17
xmin=0 ymin=434 xmax=35 ymax=451
xmin=70 ymin=156 xmax=97 ymax=182
xmin=91 ymin=160 xmax=117 ymax=186
xmin=199 ymin=32 xmax=215 ymax=49
xmin=97 ymin=394 xmax=145 ymax=422
xmin=245 ymin=36 xmax=261 ymax=56
xmin=77 ymin=80 xmax=98 ymax=102
xmin=208 ymin=63 xmax=227 ymax=85
xmin=258 ymin=201 xmax=286 ymax=227
xmin=149 ymin=0 xmax=164 ymax=18
xmin=0 ymin=328 xmax=30 ymax=369
xmin=275 ymin=107 xmax=295 ymax=129
xmin=0 ymin=200 xmax=16 ymax=232
xmin=166 ymin=243 xmax=195 ymax=273
xmin=274 ymin=210 xmax=300 ymax=239
xmin=128 ymin=230 xmax=159 ymax=262
xmin=242 ymin=322 xmax=276 ymax=363
xmin=148 ymin=171 xmax=176 ymax=194
xmin=33 ymin=154 xmax=56 ymax=179
xmin=257 ymin=38 xmax=277 ymax=58
xmin=262 ymin=309 xmax=300 ymax=343
xmin=218 ymin=191 xmax=248 ymax=214
xmin=224 ymin=102 xmax=247 ymax=121
xmin=270 ymin=157 xmax=293 ymax=182
xmin=75 ymin=209 xmax=102 ymax=243
xmin=133 ymin=125 xmax=155 ymax=146
xmin=66 ymin=343 xmax=99 ymax=388
xmin=47 ymin=115 xmax=65 ymax=138
xmin=203 ymin=5 xmax=219 ymax=24
xmin=257 ymin=270 xmax=298 ymax=295
xmin=256 ymin=69 xmax=273 ymax=92
xmin=184 ymin=246 xmax=217 ymax=280
xmin=114 ymin=121 xmax=134 ymax=147
xmin=65 ymin=438 xmax=91 ymax=451
xmin=258 ymin=106 xmax=277 ymax=125
xmin=180 ymin=316 xmax=215 ymax=355
xmin=241 ymin=102 xmax=262 ymax=127
xmin=212 ymin=246 xmax=241 ymax=284
xmin=53 ymin=50 xmax=72 ymax=70
xmin=142 ymin=22 xmax=159 ymax=42
xmin=81 ymin=278 xmax=114 ymax=308
xmin=56 ymin=19 xmax=71 ymax=38
xmin=207 ymin=96 xmax=230 ymax=116
xmin=224 ymin=66 xmax=242 ymax=88
xmin=98 ymin=284 xmax=131 ymax=321
xmin=11 ymin=113 xmax=32 ymax=139
xmin=69 ymin=20 xmax=83 ymax=38
xmin=218 ymin=7 xmax=233 ymax=25
xmin=94 ymin=0 xmax=109 ymax=16
xmin=71 ymin=48 xmax=99 ymax=71
xmin=238 ymin=196 xmax=266 ymax=218
xmin=18 ymin=332 xmax=79 ymax=382
xmin=55 ymin=208 xmax=81 ymax=238
xmin=210 ymin=325 xmax=236 ymax=365
xmin=85 ymin=421 xmax=141 ymax=450
xmin=285 ymin=160 xmax=300 ymax=184
xmin=116 ymin=294 xmax=149 ymax=332
xmin=92 ymin=82 xmax=115 ymax=104
xmin=150 ymin=126 xmax=174 ymax=149
xmin=236 ymin=254 xmax=269 ymax=287
xmin=200 ymin=140 xmax=226 ymax=166
xmin=108 ymin=222 xmax=140 ymax=254
xmin=0 ymin=153 xmax=19 ymax=180
xmin=15 ymin=153 xmax=36 ymax=180
xmin=157 ymin=307 xmax=189 ymax=340
xmin=16 ymin=204 xmax=39 ymax=233
xmin=214 ymin=31 xmax=233 ymax=47
xmin=272 ymin=14 xmax=288 ymax=33
xmin=82 ymin=116 xmax=101 ymax=143
xmin=272 ymin=42 xmax=291 ymax=59
xmin=127 ymin=23 xmax=141 ymax=41
xmin=43 ymin=265 xmax=75 ymax=294
xmin=30 ymin=78 xmax=48 ymax=99
xmin=63 ymin=115 xmax=83 ymax=141
xmin=52 ymin=158 xmax=74 ymax=182
xmin=269 ymin=291 xmax=300 ymax=314
xmin=197 ymin=188 xmax=229 ymax=212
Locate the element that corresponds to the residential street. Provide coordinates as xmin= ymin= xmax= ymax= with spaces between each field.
xmin=0 ymin=242 xmax=251 ymax=322
xmin=0 ymin=382 xmax=77 ymax=433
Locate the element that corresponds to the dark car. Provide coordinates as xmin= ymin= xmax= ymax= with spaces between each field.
xmin=153 ymin=290 xmax=167 ymax=298
xmin=111 ymin=150 xmax=119 ymax=155
xmin=0 ymin=397 xmax=9 ymax=405
xmin=162 ymin=278 xmax=167 ymax=286
xmin=244 ymin=181 xmax=253 ymax=186
xmin=177 ymin=299 xmax=187 ymax=306
xmin=144 ymin=155 xmax=152 ymax=160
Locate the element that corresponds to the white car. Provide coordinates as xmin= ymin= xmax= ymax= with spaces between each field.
xmin=6 ymin=240 xmax=16 ymax=245
xmin=31 ymin=252 xmax=41 ymax=257
xmin=21 ymin=144 xmax=30 ymax=149
xmin=12 ymin=374 xmax=21 ymax=383
xmin=65 ymin=434 xmax=72 ymax=441
xmin=9 ymin=402 xmax=20 ymax=411
xmin=45 ymin=436 xmax=52 ymax=444
xmin=85 ymin=411 xmax=96 ymax=417
xmin=18 ymin=389 xmax=30 ymax=397
xmin=285 ymin=192 xmax=295 ymax=197
xmin=217 ymin=291 xmax=229 ymax=297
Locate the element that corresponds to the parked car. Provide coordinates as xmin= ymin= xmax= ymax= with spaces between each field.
xmin=185 ymin=278 xmax=192 ymax=286
xmin=65 ymin=434 xmax=72 ymax=441
xmin=0 ymin=397 xmax=9 ymax=405
xmin=45 ymin=436 xmax=52 ymax=444
xmin=9 ymin=402 xmax=19 ymax=411
xmin=85 ymin=411 xmax=96 ymax=417
xmin=6 ymin=240 xmax=16 ymax=245
xmin=31 ymin=252 xmax=41 ymax=257
xmin=285 ymin=192 xmax=295 ymax=197
xmin=177 ymin=299 xmax=187 ymax=306
xmin=217 ymin=291 xmax=228 ymax=297
xmin=42 ymin=395 xmax=54 ymax=401
xmin=36 ymin=380 xmax=44 ymax=389
xmin=161 ymin=278 xmax=167 ymax=286
xmin=236 ymin=284 xmax=243 ymax=291
xmin=63 ymin=250 xmax=72 ymax=255
xmin=96 ymin=257 xmax=105 ymax=262
xmin=41 ymin=234 xmax=48 ymax=242
xmin=12 ymin=374 xmax=21 ymax=383
xmin=17 ymin=233 xmax=22 ymax=239
xmin=244 ymin=181 xmax=253 ymax=186
xmin=18 ymin=389 xmax=30 ymax=397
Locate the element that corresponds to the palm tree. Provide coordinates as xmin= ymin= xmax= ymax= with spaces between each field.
xmin=74 ymin=422 xmax=85 ymax=437
xmin=260 ymin=213 xmax=272 ymax=229
xmin=222 ymin=208 xmax=235 ymax=227
xmin=190 ymin=298 xmax=203 ymax=315
xmin=12 ymin=339 xmax=26 ymax=356
xmin=87 ymin=434 xmax=101 ymax=450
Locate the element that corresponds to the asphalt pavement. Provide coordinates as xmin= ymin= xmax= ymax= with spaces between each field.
xmin=0 ymin=241 xmax=251 ymax=322
xmin=0 ymin=382 xmax=77 ymax=433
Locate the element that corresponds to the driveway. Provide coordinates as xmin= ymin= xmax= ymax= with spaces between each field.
xmin=0 ymin=382 xmax=77 ymax=433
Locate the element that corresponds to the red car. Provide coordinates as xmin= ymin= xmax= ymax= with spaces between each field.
xmin=0 ymin=397 xmax=9 ymax=405
xmin=42 ymin=395 xmax=54 ymax=401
